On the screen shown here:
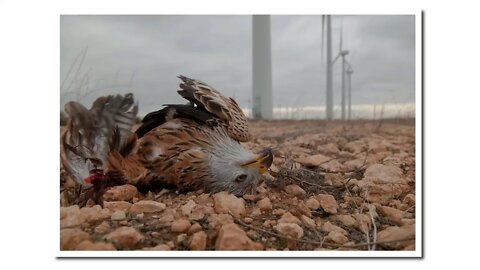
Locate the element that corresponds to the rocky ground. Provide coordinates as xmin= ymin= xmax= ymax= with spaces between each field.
xmin=60 ymin=119 xmax=416 ymax=251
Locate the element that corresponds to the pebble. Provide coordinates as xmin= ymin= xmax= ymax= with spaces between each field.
xmin=319 ymin=143 xmax=340 ymax=154
xmin=60 ymin=228 xmax=90 ymax=250
xmin=272 ymin=209 xmax=286 ymax=216
xmin=321 ymin=221 xmax=348 ymax=235
xmin=256 ymin=197 xmax=273 ymax=211
xmin=213 ymin=191 xmax=246 ymax=218
xmin=256 ymin=184 xmax=268 ymax=194
xmin=315 ymin=194 xmax=338 ymax=214
xmin=60 ymin=205 xmax=84 ymax=228
xmin=262 ymin=220 xmax=277 ymax=228
xmin=105 ymin=227 xmax=144 ymax=249
xmin=326 ymin=231 xmax=349 ymax=244
xmin=300 ymin=215 xmax=316 ymax=230
xmin=166 ymin=241 xmax=175 ymax=249
xmin=247 ymin=229 xmax=258 ymax=239
xmin=189 ymin=205 xmax=214 ymax=221
xmin=129 ymin=200 xmax=166 ymax=214
xmin=189 ymin=231 xmax=207 ymax=250
xmin=344 ymin=158 xmax=365 ymax=171
xmin=215 ymin=223 xmax=263 ymax=250
xmin=275 ymin=223 xmax=304 ymax=239
xmin=305 ymin=197 xmax=320 ymax=210
xmin=296 ymin=201 xmax=312 ymax=217
xmin=75 ymin=240 xmax=116 ymax=250
xmin=244 ymin=217 xmax=253 ymax=224
xmin=176 ymin=233 xmax=188 ymax=245
xmin=325 ymin=173 xmax=345 ymax=187
xmin=284 ymin=184 xmax=306 ymax=196
xmin=278 ymin=212 xmax=301 ymax=225
xmin=403 ymin=194 xmax=415 ymax=206
xmin=187 ymin=223 xmax=203 ymax=235
xmin=353 ymin=214 xmax=371 ymax=234
xmin=377 ymin=224 xmax=415 ymax=250
xmin=94 ymin=221 xmax=111 ymax=235
xmin=103 ymin=184 xmax=138 ymax=201
xmin=363 ymin=164 xmax=404 ymax=183
xmin=111 ymin=210 xmax=126 ymax=221
xmin=208 ymin=213 xmax=234 ymax=230
xmin=377 ymin=205 xmax=405 ymax=226
xmin=158 ymin=213 xmax=175 ymax=224
xmin=250 ymin=207 xmax=262 ymax=217
xmin=81 ymin=205 xmax=111 ymax=223
xmin=181 ymin=200 xmax=197 ymax=216
xmin=343 ymin=140 xmax=364 ymax=154
xmin=383 ymin=156 xmax=403 ymax=167
xmin=296 ymin=154 xmax=332 ymax=167
xmin=401 ymin=218 xmax=415 ymax=226
xmin=243 ymin=194 xmax=259 ymax=202
xmin=171 ymin=219 xmax=191 ymax=233
xmin=103 ymin=201 xmax=132 ymax=212
xmin=335 ymin=215 xmax=356 ymax=227
xmin=320 ymin=159 xmax=345 ymax=172
xmin=358 ymin=164 xmax=408 ymax=204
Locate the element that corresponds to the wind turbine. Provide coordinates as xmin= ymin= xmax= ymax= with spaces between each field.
xmin=333 ymin=19 xmax=349 ymax=120
xmin=322 ymin=15 xmax=334 ymax=120
xmin=252 ymin=15 xmax=273 ymax=119
xmin=346 ymin=60 xmax=354 ymax=120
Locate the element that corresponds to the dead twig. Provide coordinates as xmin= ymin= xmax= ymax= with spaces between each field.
xmin=368 ymin=204 xmax=378 ymax=251
xmin=285 ymin=174 xmax=324 ymax=188
xmin=233 ymin=215 xmax=415 ymax=250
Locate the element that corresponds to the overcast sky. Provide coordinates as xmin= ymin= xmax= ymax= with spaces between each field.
xmin=60 ymin=15 xmax=415 ymax=116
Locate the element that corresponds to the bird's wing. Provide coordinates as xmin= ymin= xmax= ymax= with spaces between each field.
xmin=61 ymin=93 xmax=138 ymax=185
xmin=61 ymin=101 xmax=100 ymax=184
xmin=135 ymin=104 xmax=216 ymax=138
xmin=177 ymin=75 xmax=251 ymax=142
xmin=93 ymin=93 xmax=138 ymax=145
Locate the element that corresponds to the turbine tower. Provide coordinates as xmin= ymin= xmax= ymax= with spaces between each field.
xmin=325 ymin=15 xmax=333 ymax=120
xmin=333 ymin=20 xmax=349 ymax=120
xmin=346 ymin=61 xmax=353 ymax=120
xmin=252 ymin=15 xmax=273 ymax=119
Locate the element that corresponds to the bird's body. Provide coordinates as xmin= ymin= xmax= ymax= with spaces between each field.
xmin=134 ymin=117 xmax=263 ymax=195
xmin=61 ymin=76 xmax=273 ymax=197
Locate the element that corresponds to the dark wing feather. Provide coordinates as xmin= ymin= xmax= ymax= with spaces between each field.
xmin=135 ymin=107 xmax=173 ymax=138
xmin=135 ymin=104 xmax=216 ymax=138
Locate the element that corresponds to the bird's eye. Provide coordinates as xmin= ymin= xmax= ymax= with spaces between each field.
xmin=235 ymin=174 xmax=248 ymax=182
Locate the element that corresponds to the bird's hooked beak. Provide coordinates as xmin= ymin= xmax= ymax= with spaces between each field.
xmin=241 ymin=148 xmax=274 ymax=174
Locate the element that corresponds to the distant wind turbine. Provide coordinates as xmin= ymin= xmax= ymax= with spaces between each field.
xmin=333 ymin=19 xmax=349 ymax=120
xmin=346 ymin=59 xmax=354 ymax=120
xmin=322 ymin=15 xmax=334 ymax=120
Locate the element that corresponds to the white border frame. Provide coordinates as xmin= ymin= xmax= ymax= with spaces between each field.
xmin=57 ymin=10 xmax=422 ymax=258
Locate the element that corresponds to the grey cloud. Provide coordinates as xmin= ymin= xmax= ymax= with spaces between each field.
xmin=60 ymin=15 xmax=415 ymax=116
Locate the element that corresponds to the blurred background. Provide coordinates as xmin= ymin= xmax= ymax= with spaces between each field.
xmin=60 ymin=15 xmax=415 ymax=120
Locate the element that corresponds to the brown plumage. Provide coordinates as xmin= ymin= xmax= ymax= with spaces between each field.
xmin=176 ymin=75 xmax=251 ymax=142
xmin=61 ymin=76 xmax=273 ymax=198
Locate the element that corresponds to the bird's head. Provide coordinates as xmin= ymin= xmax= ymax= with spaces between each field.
xmin=208 ymin=140 xmax=274 ymax=196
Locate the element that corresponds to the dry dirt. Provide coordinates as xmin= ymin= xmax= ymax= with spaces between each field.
xmin=60 ymin=119 xmax=416 ymax=251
